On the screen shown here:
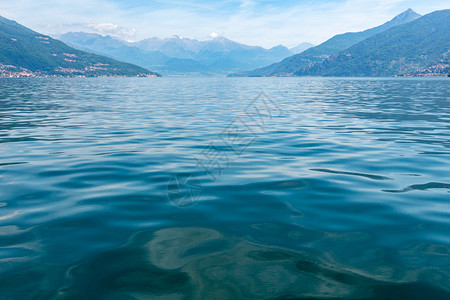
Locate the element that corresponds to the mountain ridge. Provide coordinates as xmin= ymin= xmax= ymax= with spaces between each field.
xmin=58 ymin=33 xmax=299 ymax=75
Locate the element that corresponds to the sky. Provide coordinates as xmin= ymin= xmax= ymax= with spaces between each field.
xmin=0 ymin=0 xmax=448 ymax=48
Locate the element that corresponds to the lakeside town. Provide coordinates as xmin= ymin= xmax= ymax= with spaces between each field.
xmin=0 ymin=47 xmax=158 ymax=78
xmin=0 ymin=63 xmax=159 ymax=78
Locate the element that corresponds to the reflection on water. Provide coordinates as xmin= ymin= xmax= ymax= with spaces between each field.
xmin=0 ymin=77 xmax=449 ymax=299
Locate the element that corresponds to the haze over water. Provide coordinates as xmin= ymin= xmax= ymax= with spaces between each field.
xmin=0 ymin=77 xmax=449 ymax=299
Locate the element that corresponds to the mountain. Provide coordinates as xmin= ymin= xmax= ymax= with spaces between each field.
xmin=136 ymin=35 xmax=205 ymax=59
xmin=58 ymin=32 xmax=170 ymax=68
xmin=0 ymin=16 xmax=160 ymax=77
xmin=231 ymin=9 xmax=422 ymax=77
xmin=59 ymin=33 xmax=295 ymax=76
xmin=290 ymin=42 xmax=315 ymax=54
xmin=296 ymin=9 xmax=450 ymax=77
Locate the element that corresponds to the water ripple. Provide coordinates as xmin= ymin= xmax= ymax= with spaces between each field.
xmin=310 ymin=168 xmax=393 ymax=180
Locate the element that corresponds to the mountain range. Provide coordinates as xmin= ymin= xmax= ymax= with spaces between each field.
xmin=0 ymin=15 xmax=160 ymax=77
xmin=231 ymin=9 xmax=449 ymax=77
xmin=58 ymin=33 xmax=311 ymax=76
xmin=1 ymin=8 xmax=448 ymax=78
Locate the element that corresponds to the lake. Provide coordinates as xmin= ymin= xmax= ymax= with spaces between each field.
xmin=0 ymin=77 xmax=449 ymax=299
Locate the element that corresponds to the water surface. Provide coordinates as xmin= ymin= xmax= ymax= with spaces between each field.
xmin=0 ymin=77 xmax=449 ymax=299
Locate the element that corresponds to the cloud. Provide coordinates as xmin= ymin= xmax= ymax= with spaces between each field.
xmin=84 ymin=23 xmax=136 ymax=40
xmin=209 ymin=32 xmax=219 ymax=39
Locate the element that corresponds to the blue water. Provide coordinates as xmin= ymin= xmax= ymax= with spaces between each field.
xmin=0 ymin=77 xmax=449 ymax=299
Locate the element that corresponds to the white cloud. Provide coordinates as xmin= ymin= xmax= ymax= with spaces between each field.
xmin=84 ymin=23 xmax=136 ymax=40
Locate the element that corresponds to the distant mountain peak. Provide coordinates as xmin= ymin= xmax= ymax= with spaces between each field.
xmin=391 ymin=8 xmax=421 ymax=22
xmin=403 ymin=8 xmax=419 ymax=15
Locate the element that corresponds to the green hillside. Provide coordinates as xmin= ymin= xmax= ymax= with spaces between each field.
xmin=299 ymin=9 xmax=450 ymax=76
xmin=0 ymin=15 xmax=160 ymax=77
